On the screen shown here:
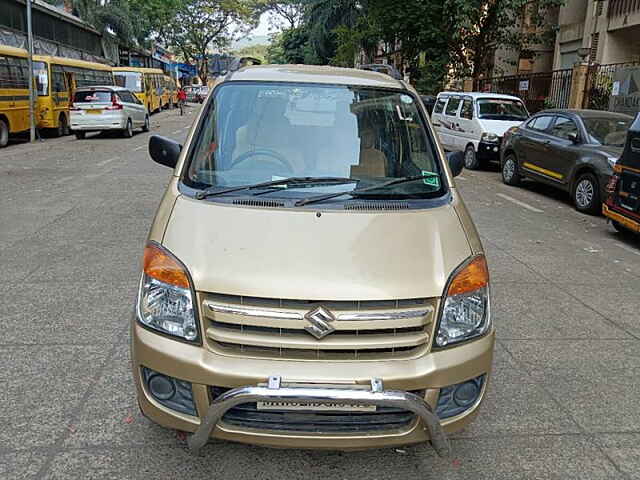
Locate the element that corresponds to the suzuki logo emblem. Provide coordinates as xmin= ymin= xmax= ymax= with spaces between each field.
xmin=304 ymin=306 xmax=336 ymax=339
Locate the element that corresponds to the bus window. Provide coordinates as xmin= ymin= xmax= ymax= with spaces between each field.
xmin=52 ymin=65 xmax=67 ymax=92
xmin=114 ymin=71 xmax=143 ymax=93
xmin=6 ymin=56 xmax=29 ymax=89
xmin=33 ymin=61 xmax=48 ymax=96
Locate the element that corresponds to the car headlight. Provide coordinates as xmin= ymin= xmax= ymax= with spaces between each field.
xmin=481 ymin=133 xmax=500 ymax=143
xmin=607 ymin=156 xmax=618 ymax=168
xmin=435 ymin=255 xmax=490 ymax=348
xmin=136 ymin=243 xmax=199 ymax=342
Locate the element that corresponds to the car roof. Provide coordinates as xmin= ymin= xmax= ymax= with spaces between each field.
xmin=225 ymin=64 xmax=404 ymax=89
xmin=537 ymin=109 xmax=634 ymax=120
xmin=437 ymin=91 xmax=523 ymax=101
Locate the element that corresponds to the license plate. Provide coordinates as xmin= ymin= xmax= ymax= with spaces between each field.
xmin=256 ymin=401 xmax=376 ymax=412
xmin=87 ymin=109 xmax=102 ymax=114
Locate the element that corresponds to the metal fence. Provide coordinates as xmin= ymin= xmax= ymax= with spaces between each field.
xmin=476 ymin=69 xmax=574 ymax=113
xmin=583 ymin=61 xmax=640 ymax=110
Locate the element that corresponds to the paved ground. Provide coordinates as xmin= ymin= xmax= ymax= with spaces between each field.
xmin=1 ymin=106 xmax=639 ymax=479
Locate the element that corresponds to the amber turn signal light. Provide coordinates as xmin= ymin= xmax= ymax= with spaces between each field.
xmin=447 ymin=255 xmax=489 ymax=296
xmin=143 ymin=243 xmax=190 ymax=289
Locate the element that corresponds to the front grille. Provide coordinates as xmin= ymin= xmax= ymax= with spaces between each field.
xmin=210 ymin=386 xmax=422 ymax=433
xmin=200 ymin=293 xmax=435 ymax=361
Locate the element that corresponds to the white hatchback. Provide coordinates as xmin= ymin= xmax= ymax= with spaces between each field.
xmin=70 ymin=86 xmax=149 ymax=139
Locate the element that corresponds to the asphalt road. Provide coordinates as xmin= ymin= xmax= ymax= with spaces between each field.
xmin=1 ymin=107 xmax=639 ymax=479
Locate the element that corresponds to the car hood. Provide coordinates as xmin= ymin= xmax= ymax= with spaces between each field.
xmin=162 ymin=196 xmax=472 ymax=300
xmin=478 ymin=119 xmax=526 ymax=137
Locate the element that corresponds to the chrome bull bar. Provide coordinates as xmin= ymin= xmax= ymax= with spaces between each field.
xmin=188 ymin=376 xmax=451 ymax=457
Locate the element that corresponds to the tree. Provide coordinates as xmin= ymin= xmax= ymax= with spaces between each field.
xmin=445 ymin=0 xmax=564 ymax=85
xmin=128 ymin=0 xmax=186 ymax=47
xmin=163 ymin=0 xmax=259 ymax=83
xmin=258 ymin=0 xmax=305 ymax=29
xmin=232 ymin=44 xmax=270 ymax=64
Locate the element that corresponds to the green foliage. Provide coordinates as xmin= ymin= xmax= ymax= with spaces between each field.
xmin=232 ymin=44 xmax=270 ymax=64
xmin=163 ymin=0 xmax=260 ymax=82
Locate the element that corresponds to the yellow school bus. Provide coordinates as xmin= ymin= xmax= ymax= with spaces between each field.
xmin=33 ymin=55 xmax=114 ymax=136
xmin=162 ymin=75 xmax=178 ymax=109
xmin=0 ymin=45 xmax=30 ymax=147
xmin=113 ymin=67 xmax=164 ymax=114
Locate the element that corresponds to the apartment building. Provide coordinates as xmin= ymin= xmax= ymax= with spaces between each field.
xmin=554 ymin=0 xmax=640 ymax=69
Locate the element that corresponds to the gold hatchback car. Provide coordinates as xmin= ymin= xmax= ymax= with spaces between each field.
xmin=133 ymin=65 xmax=494 ymax=456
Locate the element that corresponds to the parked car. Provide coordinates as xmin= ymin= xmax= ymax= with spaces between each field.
xmin=184 ymin=86 xmax=200 ymax=103
xmin=432 ymin=92 xmax=529 ymax=169
xmin=604 ymin=112 xmax=640 ymax=234
xmin=501 ymin=109 xmax=633 ymax=214
xmin=134 ymin=65 xmax=494 ymax=457
xmin=195 ymin=86 xmax=209 ymax=103
xmin=70 ymin=86 xmax=149 ymax=139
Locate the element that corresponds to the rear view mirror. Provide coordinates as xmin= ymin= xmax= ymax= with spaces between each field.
xmin=447 ymin=151 xmax=465 ymax=177
xmin=149 ymin=135 xmax=182 ymax=168
xmin=568 ymin=132 xmax=580 ymax=144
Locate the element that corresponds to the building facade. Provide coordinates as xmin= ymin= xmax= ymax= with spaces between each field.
xmin=554 ymin=0 xmax=640 ymax=69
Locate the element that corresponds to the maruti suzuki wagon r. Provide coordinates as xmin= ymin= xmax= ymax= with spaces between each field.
xmin=132 ymin=64 xmax=494 ymax=457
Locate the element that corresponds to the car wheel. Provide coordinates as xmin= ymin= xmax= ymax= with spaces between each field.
xmin=502 ymin=154 xmax=521 ymax=186
xmin=0 ymin=118 xmax=8 ymax=147
xmin=142 ymin=115 xmax=150 ymax=132
xmin=573 ymin=173 xmax=600 ymax=214
xmin=123 ymin=119 xmax=133 ymax=138
xmin=75 ymin=131 xmax=86 ymax=140
xmin=464 ymin=144 xmax=481 ymax=170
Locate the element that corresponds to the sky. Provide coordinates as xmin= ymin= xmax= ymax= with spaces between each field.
xmin=252 ymin=13 xmax=272 ymax=36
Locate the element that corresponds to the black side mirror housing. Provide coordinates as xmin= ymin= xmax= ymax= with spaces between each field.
xmin=149 ymin=135 xmax=182 ymax=169
xmin=446 ymin=151 xmax=465 ymax=177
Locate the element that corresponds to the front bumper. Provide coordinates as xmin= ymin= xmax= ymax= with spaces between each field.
xmin=477 ymin=140 xmax=501 ymax=161
xmin=132 ymin=321 xmax=494 ymax=452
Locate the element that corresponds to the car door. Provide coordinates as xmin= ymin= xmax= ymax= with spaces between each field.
xmin=518 ymin=114 xmax=557 ymax=181
xmin=123 ymin=90 xmax=145 ymax=126
xmin=431 ymin=96 xmax=449 ymax=148
xmin=457 ymin=97 xmax=477 ymax=150
xmin=443 ymin=96 xmax=463 ymax=151
xmin=542 ymin=115 xmax=583 ymax=188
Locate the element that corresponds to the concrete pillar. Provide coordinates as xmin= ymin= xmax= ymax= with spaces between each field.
xmin=569 ymin=62 xmax=589 ymax=109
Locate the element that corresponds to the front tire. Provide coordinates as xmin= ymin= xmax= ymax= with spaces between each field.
xmin=0 ymin=118 xmax=8 ymax=147
xmin=574 ymin=172 xmax=600 ymax=214
xmin=123 ymin=119 xmax=133 ymax=138
xmin=464 ymin=144 xmax=481 ymax=170
xmin=142 ymin=115 xmax=150 ymax=132
xmin=502 ymin=154 xmax=521 ymax=186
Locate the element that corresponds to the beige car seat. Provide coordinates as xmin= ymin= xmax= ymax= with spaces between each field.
xmin=351 ymin=128 xmax=387 ymax=178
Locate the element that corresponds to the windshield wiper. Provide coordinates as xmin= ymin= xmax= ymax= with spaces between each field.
xmin=195 ymin=177 xmax=356 ymax=200
xmin=295 ymin=173 xmax=440 ymax=207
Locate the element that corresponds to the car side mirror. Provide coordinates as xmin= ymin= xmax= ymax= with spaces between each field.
xmin=568 ymin=132 xmax=580 ymax=144
xmin=447 ymin=151 xmax=465 ymax=177
xmin=149 ymin=135 xmax=182 ymax=168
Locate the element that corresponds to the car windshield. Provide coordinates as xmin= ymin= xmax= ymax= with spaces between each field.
xmin=477 ymin=98 xmax=528 ymax=120
xmin=33 ymin=61 xmax=48 ymax=96
xmin=185 ymin=82 xmax=444 ymax=201
xmin=73 ymin=90 xmax=112 ymax=103
xmin=114 ymin=72 xmax=143 ymax=93
xmin=583 ymin=116 xmax=633 ymax=147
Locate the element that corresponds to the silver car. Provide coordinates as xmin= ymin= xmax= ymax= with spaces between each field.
xmin=70 ymin=86 xmax=150 ymax=139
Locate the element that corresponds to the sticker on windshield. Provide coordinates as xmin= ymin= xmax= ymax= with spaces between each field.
xmin=400 ymin=95 xmax=413 ymax=104
xmin=421 ymin=170 xmax=440 ymax=187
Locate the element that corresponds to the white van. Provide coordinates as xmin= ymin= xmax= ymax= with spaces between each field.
xmin=431 ymin=92 xmax=529 ymax=169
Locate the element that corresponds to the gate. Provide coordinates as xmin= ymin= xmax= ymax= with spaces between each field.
xmin=477 ymin=69 xmax=573 ymax=113
xmin=583 ymin=62 xmax=640 ymax=110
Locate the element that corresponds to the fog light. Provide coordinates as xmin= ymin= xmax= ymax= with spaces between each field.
xmin=436 ymin=375 xmax=485 ymax=419
xmin=142 ymin=367 xmax=196 ymax=415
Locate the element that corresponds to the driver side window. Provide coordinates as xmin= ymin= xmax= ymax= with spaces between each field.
xmin=549 ymin=116 xmax=579 ymax=140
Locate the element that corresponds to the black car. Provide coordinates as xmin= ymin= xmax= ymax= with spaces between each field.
xmin=604 ymin=113 xmax=640 ymax=235
xmin=500 ymin=109 xmax=634 ymax=214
